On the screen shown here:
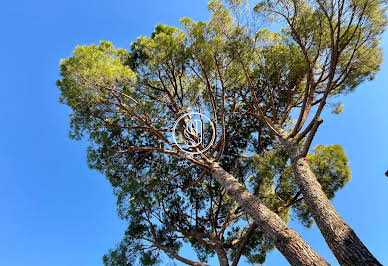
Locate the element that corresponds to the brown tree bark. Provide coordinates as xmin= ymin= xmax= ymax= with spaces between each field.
xmin=230 ymin=223 xmax=257 ymax=266
xmin=214 ymin=244 xmax=229 ymax=266
xmin=280 ymin=136 xmax=381 ymax=266
xmin=209 ymin=162 xmax=330 ymax=266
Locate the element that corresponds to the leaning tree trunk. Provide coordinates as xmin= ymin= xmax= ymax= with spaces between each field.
xmin=209 ymin=162 xmax=330 ymax=266
xmin=280 ymin=137 xmax=381 ymax=266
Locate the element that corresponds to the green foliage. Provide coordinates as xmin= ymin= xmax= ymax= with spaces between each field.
xmin=307 ymin=144 xmax=351 ymax=199
xmin=251 ymin=144 xmax=351 ymax=227
xmin=57 ymin=41 xmax=136 ymax=140
xmin=58 ymin=41 xmax=135 ymax=106
xmin=332 ymin=103 xmax=345 ymax=114
xmin=255 ymin=0 xmax=386 ymax=96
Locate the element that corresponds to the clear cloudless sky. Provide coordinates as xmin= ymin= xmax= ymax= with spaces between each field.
xmin=0 ymin=1 xmax=387 ymax=265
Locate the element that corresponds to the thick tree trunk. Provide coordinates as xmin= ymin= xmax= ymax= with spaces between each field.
xmin=214 ymin=245 xmax=229 ymax=266
xmin=281 ymin=137 xmax=381 ymax=266
xmin=209 ymin=162 xmax=330 ymax=266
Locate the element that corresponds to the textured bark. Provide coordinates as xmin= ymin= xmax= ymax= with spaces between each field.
xmin=281 ymin=137 xmax=381 ymax=266
xmin=209 ymin=162 xmax=330 ymax=266
xmin=214 ymin=245 xmax=229 ymax=266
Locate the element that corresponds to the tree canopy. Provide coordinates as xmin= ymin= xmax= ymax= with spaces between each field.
xmin=57 ymin=0 xmax=385 ymax=265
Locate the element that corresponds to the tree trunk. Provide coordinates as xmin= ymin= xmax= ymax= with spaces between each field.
xmin=209 ymin=162 xmax=330 ymax=266
xmin=214 ymin=244 xmax=229 ymax=266
xmin=281 ymin=137 xmax=381 ymax=266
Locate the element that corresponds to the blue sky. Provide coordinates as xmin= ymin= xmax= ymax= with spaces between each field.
xmin=0 ymin=1 xmax=387 ymax=265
